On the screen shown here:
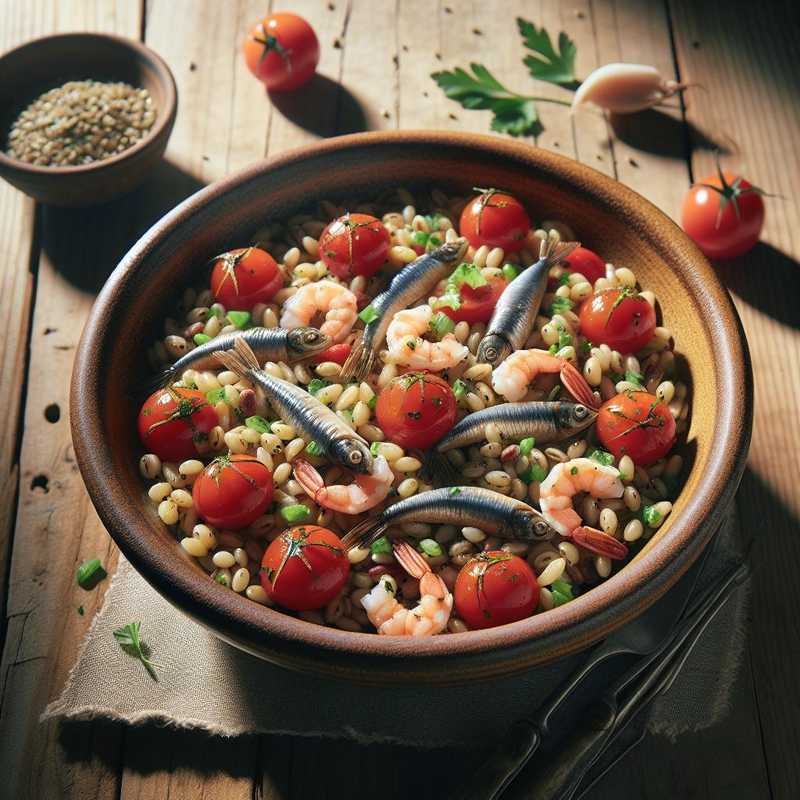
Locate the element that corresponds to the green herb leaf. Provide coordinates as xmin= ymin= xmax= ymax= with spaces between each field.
xmin=227 ymin=310 xmax=251 ymax=329
xmin=113 ymin=621 xmax=159 ymax=681
xmin=245 ymin=415 xmax=270 ymax=433
xmin=502 ymin=263 xmax=519 ymax=282
xmin=521 ymin=463 xmax=547 ymax=484
xmin=452 ymin=379 xmax=468 ymax=400
xmin=625 ymin=368 xmax=644 ymax=388
xmin=371 ymin=535 xmax=392 ymax=555
xmin=432 ymin=63 xmax=544 ymax=137
xmin=193 ymin=333 xmax=212 ymax=345
xmin=517 ymin=18 xmax=577 ymax=86
xmin=206 ymin=387 xmax=225 ymax=405
xmin=358 ymin=304 xmax=379 ymax=324
xmin=419 ymin=539 xmax=443 ymax=557
xmin=429 ymin=311 xmax=456 ymax=340
xmin=519 ymin=437 xmax=536 ymax=456
xmin=305 ymin=440 xmax=324 ymax=457
xmin=549 ymin=297 xmax=575 ymax=315
xmin=77 ymin=558 xmax=107 ymax=590
xmin=587 ymin=448 xmax=615 ymax=466
xmin=307 ymin=378 xmax=330 ymax=396
xmin=281 ymin=504 xmax=311 ymax=523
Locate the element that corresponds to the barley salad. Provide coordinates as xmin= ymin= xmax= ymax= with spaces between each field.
xmin=137 ymin=186 xmax=688 ymax=636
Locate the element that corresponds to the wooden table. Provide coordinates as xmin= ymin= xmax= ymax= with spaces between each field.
xmin=1 ymin=1 xmax=797 ymax=797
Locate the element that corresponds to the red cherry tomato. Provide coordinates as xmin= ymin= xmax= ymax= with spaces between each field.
xmin=210 ymin=247 xmax=283 ymax=310
xmin=459 ymin=190 xmax=530 ymax=253
xmin=312 ymin=343 xmax=352 ymax=365
xmin=597 ymin=391 xmax=676 ymax=466
xmin=375 ymin=372 xmax=456 ymax=449
xmin=440 ymin=275 xmax=509 ymax=324
xmin=260 ymin=526 xmax=349 ymax=611
xmin=319 ymin=213 xmax=390 ymax=280
xmin=243 ymin=12 xmax=320 ymax=92
xmin=579 ymin=288 xmax=656 ymax=354
xmin=455 ymin=552 xmax=539 ymax=630
xmin=193 ymin=455 xmax=273 ymax=530
xmin=138 ymin=387 xmax=218 ymax=462
xmin=681 ymin=170 xmax=765 ymax=259
xmin=562 ymin=246 xmax=606 ymax=284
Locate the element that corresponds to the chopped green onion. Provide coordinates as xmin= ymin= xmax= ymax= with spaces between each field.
xmin=412 ymin=230 xmax=429 ymax=246
xmin=368 ymin=395 xmax=378 ymax=410
xmin=419 ymin=539 xmax=443 ymax=557
xmin=587 ymin=448 xmax=615 ymax=466
xmin=305 ymin=440 xmax=324 ymax=457
xmin=519 ymin=437 xmax=536 ymax=456
xmin=209 ymin=305 xmax=225 ymax=319
xmin=549 ymin=297 xmax=575 ymax=315
xmin=449 ymin=486 xmax=462 ymax=496
xmin=551 ymin=579 xmax=574 ymax=599
xmin=227 ymin=310 xmax=251 ymax=329
xmin=358 ymin=304 xmax=379 ymax=324
xmin=558 ymin=330 xmax=573 ymax=349
xmin=552 ymin=588 xmax=571 ymax=607
xmin=429 ymin=234 xmax=441 ymax=247
xmin=521 ymin=463 xmax=547 ymax=484
xmin=371 ymin=535 xmax=392 ymax=555
xmin=580 ymin=339 xmax=593 ymax=356
xmin=206 ymin=387 xmax=225 ymax=405
xmin=215 ymin=572 xmax=230 ymax=586
xmin=307 ymin=378 xmax=330 ymax=395
xmin=643 ymin=505 xmax=662 ymax=527
xmin=281 ymin=504 xmax=311 ymax=523
xmin=502 ymin=263 xmax=519 ymax=282
xmin=558 ymin=272 xmax=572 ymax=286
xmin=625 ymin=368 xmax=644 ymax=388
xmin=370 ymin=441 xmax=382 ymax=457
xmin=338 ymin=409 xmax=353 ymax=424
xmin=452 ymin=379 xmax=467 ymax=400
xmin=547 ymin=385 xmax=562 ymax=401
xmin=77 ymin=558 xmax=107 ymax=590
xmin=193 ymin=333 xmax=211 ymax=345
xmin=428 ymin=311 xmax=455 ymax=340
xmin=548 ymin=343 xmax=558 ymax=355
xmin=245 ymin=415 xmax=270 ymax=433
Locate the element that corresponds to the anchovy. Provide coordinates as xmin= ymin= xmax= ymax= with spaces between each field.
xmin=341 ymin=237 xmax=468 ymax=382
xmin=476 ymin=237 xmax=580 ymax=368
xmin=149 ymin=326 xmax=330 ymax=393
xmin=213 ymin=337 xmax=373 ymax=474
xmin=435 ymin=401 xmax=597 ymax=454
xmin=342 ymin=487 xmax=557 ymax=549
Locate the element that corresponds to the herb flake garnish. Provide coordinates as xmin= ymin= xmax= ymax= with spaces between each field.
xmin=113 ymin=622 xmax=159 ymax=681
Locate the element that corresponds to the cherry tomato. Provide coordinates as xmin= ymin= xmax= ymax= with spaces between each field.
xmin=579 ymin=288 xmax=656 ymax=354
xmin=193 ymin=455 xmax=273 ymax=530
xmin=375 ymin=372 xmax=456 ymax=449
xmin=459 ymin=190 xmax=530 ymax=253
xmin=138 ymin=387 xmax=218 ymax=462
xmin=312 ymin=343 xmax=351 ymax=365
xmin=681 ymin=170 xmax=765 ymax=259
xmin=210 ymin=247 xmax=283 ymax=310
xmin=455 ymin=551 xmax=539 ymax=630
xmin=597 ymin=391 xmax=676 ymax=465
xmin=319 ymin=213 xmax=390 ymax=280
xmin=243 ymin=12 xmax=320 ymax=92
xmin=260 ymin=526 xmax=349 ymax=611
xmin=562 ymin=246 xmax=606 ymax=284
xmin=440 ymin=275 xmax=508 ymax=324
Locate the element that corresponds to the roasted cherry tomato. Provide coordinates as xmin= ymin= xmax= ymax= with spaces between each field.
xmin=579 ymin=288 xmax=656 ymax=354
xmin=597 ymin=391 xmax=676 ymax=465
xmin=562 ymin=246 xmax=606 ymax=285
xmin=455 ymin=551 xmax=539 ymax=630
xmin=319 ymin=213 xmax=390 ymax=280
xmin=243 ymin=12 xmax=320 ymax=92
xmin=138 ymin=387 xmax=218 ymax=462
xmin=440 ymin=275 xmax=508 ymax=324
xmin=193 ymin=454 xmax=273 ymax=530
xmin=375 ymin=372 xmax=457 ymax=449
xmin=312 ymin=342 xmax=351 ymax=365
xmin=260 ymin=525 xmax=349 ymax=611
xmin=459 ymin=189 xmax=530 ymax=253
xmin=210 ymin=247 xmax=283 ymax=310
xmin=681 ymin=167 xmax=766 ymax=259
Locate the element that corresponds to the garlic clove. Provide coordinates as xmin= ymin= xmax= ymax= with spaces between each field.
xmin=571 ymin=62 xmax=680 ymax=114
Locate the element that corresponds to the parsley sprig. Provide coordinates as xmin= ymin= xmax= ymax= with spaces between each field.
xmin=517 ymin=19 xmax=578 ymax=87
xmin=113 ymin=622 xmax=160 ymax=681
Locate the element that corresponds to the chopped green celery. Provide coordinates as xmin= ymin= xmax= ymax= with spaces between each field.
xmin=307 ymin=378 xmax=330 ymax=395
xmin=549 ymin=297 xmax=575 ymax=315
xmin=367 ymin=395 xmax=378 ymax=410
xmin=358 ymin=304 xmax=379 ymax=324
xmin=77 ymin=558 xmax=107 ymax=590
xmin=370 ymin=535 xmax=392 ymax=555
xmin=428 ymin=312 xmax=455 ymax=340
xmin=412 ymin=230 xmax=429 ymax=246
xmin=587 ymin=448 xmax=614 ymax=466
xmin=227 ymin=310 xmax=251 ymax=329
xmin=245 ymin=415 xmax=270 ymax=433
xmin=305 ymin=440 xmax=324 ymax=457
xmin=643 ymin=505 xmax=662 ymax=527
xmin=280 ymin=504 xmax=311 ymax=523
xmin=419 ymin=539 xmax=443 ymax=557
xmin=370 ymin=441 xmax=382 ymax=457
xmin=206 ymin=387 xmax=225 ymax=405
xmin=625 ymin=368 xmax=644 ymax=388
xmin=558 ymin=330 xmax=572 ymax=349
xmin=193 ymin=333 xmax=211 ymax=345
xmin=452 ymin=379 xmax=467 ymax=399
xmin=520 ymin=463 xmax=547 ymax=484
xmin=548 ymin=343 xmax=559 ymax=355
xmin=502 ymin=263 xmax=519 ymax=282
xmin=519 ymin=437 xmax=536 ymax=456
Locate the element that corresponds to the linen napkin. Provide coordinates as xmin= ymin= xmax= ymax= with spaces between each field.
xmin=45 ymin=510 xmax=748 ymax=748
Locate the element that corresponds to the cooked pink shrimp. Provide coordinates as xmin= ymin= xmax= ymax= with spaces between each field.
xmin=361 ymin=541 xmax=452 ymax=636
xmin=385 ymin=305 xmax=469 ymax=371
xmin=279 ymin=280 xmax=357 ymax=343
xmin=491 ymin=348 xmax=598 ymax=407
xmin=539 ymin=457 xmax=624 ymax=536
xmin=292 ymin=455 xmax=393 ymax=514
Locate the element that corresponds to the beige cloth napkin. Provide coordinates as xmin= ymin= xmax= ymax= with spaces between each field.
xmin=44 ymin=512 xmax=748 ymax=747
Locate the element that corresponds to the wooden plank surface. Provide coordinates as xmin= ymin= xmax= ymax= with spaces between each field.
xmin=0 ymin=0 xmax=796 ymax=798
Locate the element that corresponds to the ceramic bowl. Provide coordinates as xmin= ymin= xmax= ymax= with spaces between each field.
xmin=71 ymin=131 xmax=752 ymax=685
xmin=0 ymin=32 xmax=177 ymax=206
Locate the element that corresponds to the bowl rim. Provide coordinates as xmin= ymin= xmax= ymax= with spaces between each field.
xmin=0 ymin=31 xmax=177 ymax=176
xmin=72 ymin=130 xmax=752 ymax=667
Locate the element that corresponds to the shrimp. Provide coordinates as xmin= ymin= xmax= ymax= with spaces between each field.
xmin=385 ymin=305 xmax=469 ymax=372
xmin=292 ymin=455 xmax=393 ymax=514
xmin=539 ymin=457 xmax=624 ymax=536
xmin=279 ymin=280 xmax=357 ymax=343
xmin=491 ymin=348 xmax=598 ymax=408
xmin=361 ymin=540 xmax=452 ymax=636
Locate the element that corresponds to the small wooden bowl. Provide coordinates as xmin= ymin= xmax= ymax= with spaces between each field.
xmin=0 ymin=33 xmax=177 ymax=207
xmin=72 ymin=132 xmax=752 ymax=685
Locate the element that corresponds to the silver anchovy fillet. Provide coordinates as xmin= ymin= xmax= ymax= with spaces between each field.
xmin=341 ymin=237 xmax=468 ymax=381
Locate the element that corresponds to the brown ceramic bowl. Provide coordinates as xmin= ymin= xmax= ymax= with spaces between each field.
xmin=72 ymin=132 xmax=752 ymax=685
xmin=0 ymin=32 xmax=177 ymax=207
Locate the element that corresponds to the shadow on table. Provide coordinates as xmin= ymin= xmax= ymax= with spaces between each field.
xmin=39 ymin=160 xmax=206 ymax=295
xmin=268 ymin=74 xmax=368 ymax=137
